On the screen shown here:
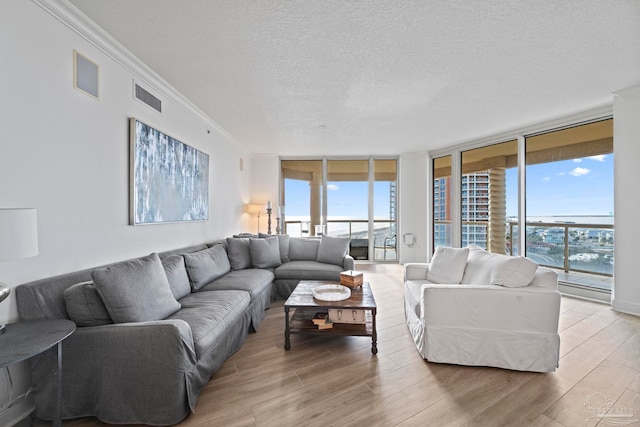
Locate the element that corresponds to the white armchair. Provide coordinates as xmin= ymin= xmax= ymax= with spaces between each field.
xmin=404 ymin=246 xmax=561 ymax=372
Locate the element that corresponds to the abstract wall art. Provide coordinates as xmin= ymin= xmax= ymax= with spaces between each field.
xmin=130 ymin=118 xmax=209 ymax=225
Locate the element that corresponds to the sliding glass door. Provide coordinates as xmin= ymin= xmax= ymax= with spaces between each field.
xmin=525 ymin=119 xmax=614 ymax=288
xmin=281 ymin=158 xmax=398 ymax=261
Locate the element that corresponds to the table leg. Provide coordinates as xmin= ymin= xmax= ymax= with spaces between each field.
xmin=371 ymin=308 xmax=378 ymax=355
xmin=53 ymin=341 xmax=62 ymax=427
xmin=284 ymin=306 xmax=291 ymax=350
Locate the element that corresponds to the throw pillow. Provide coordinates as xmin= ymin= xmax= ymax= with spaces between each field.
xmin=92 ymin=253 xmax=181 ymax=323
xmin=226 ymin=237 xmax=252 ymax=270
xmin=161 ymin=255 xmax=191 ymax=300
xmin=63 ymin=281 xmax=113 ymax=326
xmin=316 ymin=235 xmax=350 ymax=266
xmin=250 ymin=237 xmax=282 ymax=268
xmin=182 ymin=244 xmax=231 ymax=291
xmin=259 ymin=233 xmax=290 ymax=263
xmin=426 ymin=246 xmax=470 ymax=284
xmin=288 ymin=238 xmax=321 ymax=261
xmin=460 ymin=245 xmax=495 ymax=284
xmin=491 ymin=256 xmax=539 ymax=288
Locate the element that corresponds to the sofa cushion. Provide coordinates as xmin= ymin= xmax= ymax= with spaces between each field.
xmin=250 ymin=237 xmax=282 ymax=268
xmin=426 ymin=246 xmax=469 ymax=284
xmin=183 ymin=244 xmax=231 ymax=291
xmin=491 ymin=255 xmax=539 ymax=288
xmin=316 ymin=235 xmax=350 ymax=266
xmin=200 ymin=268 xmax=274 ymax=302
xmin=92 ymin=253 xmax=181 ymax=323
xmin=261 ymin=233 xmax=290 ymax=263
xmin=274 ymin=260 xmax=343 ymax=281
xmin=288 ymin=238 xmax=320 ymax=261
xmin=168 ymin=290 xmax=250 ymax=359
xmin=460 ymin=245 xmax=495 ymax=285
xmin=226 ymin=237 xmax=252 ymax=270
xmin=63 ymin=281 xmax=113 ymax=326
xmin=162 ymin=255 xmax=192 ymax=300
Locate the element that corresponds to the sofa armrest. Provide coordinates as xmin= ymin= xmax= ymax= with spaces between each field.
xmin=343 ymin=255 xmax=355 ymax=271
xmin=404 ymin=263 xmax=430 ymax=281
xmin=30 ymin=319 xmax=196 ymax=421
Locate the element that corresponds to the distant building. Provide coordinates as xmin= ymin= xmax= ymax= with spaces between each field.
xmin=434 ymin=172 xmax=489 ymax=247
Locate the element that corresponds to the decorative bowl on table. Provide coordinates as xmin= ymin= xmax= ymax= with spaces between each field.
xmin=312 ymin=284 xmax=351 ymax=301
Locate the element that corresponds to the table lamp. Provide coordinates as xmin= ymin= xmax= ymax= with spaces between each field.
xmin=0 ymin=208 xmax=38 ymax=334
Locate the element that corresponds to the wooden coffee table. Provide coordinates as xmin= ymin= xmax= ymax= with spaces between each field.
xmin=284 ymin=280 xmax=377 ymax=354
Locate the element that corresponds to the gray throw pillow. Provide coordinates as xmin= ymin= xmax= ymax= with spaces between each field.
xmin=183 ymin=244 xmax=231 ymax=291
xmin=161 ymin=255 xmax=191 ymax=300
xmin=250 ymin=237 xmax=282 ymax=268
xmin=316 ymin=235 xmax=350 ymax=266
xmin=63 ymin=281 xmax=113 ymax=326
xmin=226 ymin=237 xmax=252 ymax=270
xmin=288 ymin=238 xmax=320 ymax=261
xmin=259 ymin=233 xmax=290 ymax=263
xmin=92 ymin=253 xmax=181 ymax=323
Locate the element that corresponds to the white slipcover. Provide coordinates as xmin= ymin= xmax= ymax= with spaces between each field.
xmin=404 ymin=254 xmax=561 ymax=372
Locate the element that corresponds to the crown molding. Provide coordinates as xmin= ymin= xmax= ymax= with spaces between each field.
xmin=31 ymin=0 xmax=235 ymax=142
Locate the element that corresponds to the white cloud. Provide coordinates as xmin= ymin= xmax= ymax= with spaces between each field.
xmin=327 ymin=184 xmax=340 ymax=191
xmin=573 ymin=159 xmax=582 ymax=163
xmin=542 ymin=177 xmax=551 ymax=182
xmin=569 ymin=167 xmax=591 ymax=177
xmin=588 ymin=155 xmax=606 ymax=162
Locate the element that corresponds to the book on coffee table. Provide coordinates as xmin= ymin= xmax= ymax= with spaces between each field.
xmin=317 ymin=320 xmax=333 ymax=330
xmin=312 ymin=312 xmax=328 ymax=325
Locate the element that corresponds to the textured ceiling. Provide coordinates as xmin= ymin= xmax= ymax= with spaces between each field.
xmin=68 ymin=0 xmax=640 ymax=156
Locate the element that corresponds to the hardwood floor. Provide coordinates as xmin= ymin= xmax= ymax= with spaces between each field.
xmin=57 ymin=263 xmax=640 ymax=427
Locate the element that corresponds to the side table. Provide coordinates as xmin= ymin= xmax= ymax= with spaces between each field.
xmin=0 ymin=319 xmax=76 ymax=427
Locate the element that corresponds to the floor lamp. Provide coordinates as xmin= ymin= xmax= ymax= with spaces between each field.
xmin=0 ymin=208 xmax=39 ymax=334
xmin=245 ymin=204 xmax=264 ymax=234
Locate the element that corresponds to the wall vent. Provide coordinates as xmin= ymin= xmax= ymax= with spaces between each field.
xmin=134 ymin=83 xmax=162 ymax=112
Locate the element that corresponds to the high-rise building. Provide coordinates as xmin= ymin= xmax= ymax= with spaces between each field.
xmin=433 ymin=172 xmax=490 ymax=248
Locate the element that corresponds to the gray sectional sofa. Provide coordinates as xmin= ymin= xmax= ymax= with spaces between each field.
xmin=15 ymin=234 xmax=354 ymax=426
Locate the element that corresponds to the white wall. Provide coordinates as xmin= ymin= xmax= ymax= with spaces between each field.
xmin=612 ymin=84 xmax=640 ymax=315
xmin=247 ymin=155 xmax=280 ymax=234
xmin=398 ymin=152 xmax=429 ymax=263
xmin=0 ymin=2 xmax=250 ymax=422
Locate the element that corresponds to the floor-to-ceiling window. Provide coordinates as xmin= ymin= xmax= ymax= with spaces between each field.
xmin=326 ymin=160 xmax=370 ymax=258
xmin=281 ymin=160 xmax=323 ymax=237
xmin=433 ymin=155 xmax=452 ymax=247
xmin=460 ymin=140 xmax=518 ymax=254
xmin=281 ymin=158 xmax=398 ymax=262
xmin=430 ymin=116 xmax=614 ymax=300
xmin=373 ymin=159 xmax=398 ymax=261
xmin=525 ymin=119 xmax=613 ymax=296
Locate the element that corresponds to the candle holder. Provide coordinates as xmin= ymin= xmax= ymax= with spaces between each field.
xmin=275 ymin=217 xmax=281 ymax=234
xmin=266 ymin=207 xmax=273 ymax=234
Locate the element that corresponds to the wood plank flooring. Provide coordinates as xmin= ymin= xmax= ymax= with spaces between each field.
xmin=55 ymin=263 xmax=640 ymax=426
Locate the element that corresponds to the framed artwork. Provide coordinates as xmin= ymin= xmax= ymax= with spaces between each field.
xmin=129 ymin=118 xmax=209 ymax=225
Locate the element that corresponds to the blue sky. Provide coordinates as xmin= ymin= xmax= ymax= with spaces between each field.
xmin=507 ymin=154 xmax=614 ymax=217
xmin=284 ymin=154 xmax=614 ymax=218
xmin=284 ymin=180 xmax=393 ymax=218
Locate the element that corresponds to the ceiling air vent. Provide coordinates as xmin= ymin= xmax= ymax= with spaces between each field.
xmin=134 ymin=83 xmax=162 ymax=113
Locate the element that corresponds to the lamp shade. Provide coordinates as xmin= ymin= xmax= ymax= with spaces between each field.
xmin=245 ymin=204 xmax=264 ymax=214
xmin=0 ymin=208 xmax=38 ymax=261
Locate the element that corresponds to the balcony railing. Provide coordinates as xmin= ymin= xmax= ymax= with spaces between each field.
xmin=434 ymin=220 xmax=614 ymax=277
xmin=284 ymin=219 xmax=397 ymax=260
